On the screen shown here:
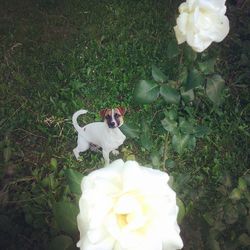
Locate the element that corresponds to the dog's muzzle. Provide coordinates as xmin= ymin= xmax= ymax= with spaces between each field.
xmin=109 ymin=121 xmax=117 ymax=128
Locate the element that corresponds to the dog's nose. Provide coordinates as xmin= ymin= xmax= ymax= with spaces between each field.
xmin=110 ymin=121 xmax=115 ymax=127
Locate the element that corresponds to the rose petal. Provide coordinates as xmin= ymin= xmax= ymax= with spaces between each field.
xmin=178 ymin=2 xmax=188 ymax=13
xmin=199 ymin=0 xmax=227 ymax=14
xmin=80 ymin=236 xmax=115 ymax=250
xmin=114 ymin=194 xmax=140 ymax=214
xmin=200 ymin=14 xmax=229 ymax=42
xmin=174 ymin=25 xmax=186 ymax=44
xmin=162 ymin=227 xmax=184 ymax=250
xmin=186 ymin=0 xmax=196 ymax=10
xmin=176 ymin=13 xmax=188 ymax=35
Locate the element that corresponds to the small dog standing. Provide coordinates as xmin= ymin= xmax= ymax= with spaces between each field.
xmin=72 ymin=108 xmax=126 ymax=165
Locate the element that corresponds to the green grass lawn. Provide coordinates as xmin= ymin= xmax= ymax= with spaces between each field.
xmin=0 ymin=0 xmax=250 ymax=249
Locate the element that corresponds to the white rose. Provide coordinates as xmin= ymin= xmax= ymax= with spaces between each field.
xmin=77 ymin=159 xmax=183 ymax=250
xmin=174 ymin=0 xmax=230 ymax=52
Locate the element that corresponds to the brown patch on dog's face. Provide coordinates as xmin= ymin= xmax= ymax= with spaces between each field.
xmin=100 ymin=108 xmax=125 ymax=128
xmin=114 ymin=108 xmax=125 ymax=127
xmin=100 ymin=109 xmax=108 ymax=119
xmin=116 ymin=107 xmax=126 ymax=116
xmin=101 ymin=109 xmax=113 ymax=128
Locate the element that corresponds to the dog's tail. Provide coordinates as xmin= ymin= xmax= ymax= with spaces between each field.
xmin=72 ymin=109 xmax=88 ymax=133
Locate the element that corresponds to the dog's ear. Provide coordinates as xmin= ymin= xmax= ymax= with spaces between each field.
xmin=100 ymin=109 xmax=107 ymax=119
xmin=117 ymin=107 xmax=126 ymax=116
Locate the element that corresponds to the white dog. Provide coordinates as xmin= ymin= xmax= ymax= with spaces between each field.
xmin=72 ymin=108 xmax=126 ymax=165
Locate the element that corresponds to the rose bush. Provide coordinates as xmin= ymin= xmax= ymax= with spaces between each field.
xmin=174 ymin=0 xmax=230 ymax=52
xmin=77 ymin=159 xmax=183 ymax=250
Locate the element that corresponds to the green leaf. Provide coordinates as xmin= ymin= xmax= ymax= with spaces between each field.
xmin=164 ymin=109 xmax=178 ymax=120
xmin=214 ymin=221 xmax=226 ymax=232
xmin=238 ymin=233 xmax=250 ymax=247
xmin=203 ymin=212 xmax=215 ymax=226
xmin=238 ymin=177 xmax=247 ymax=191
xmin=224 ymin=203 xmax=239 ymax=224
xmin=167 ymin=40 xmax=179 ymax=59
xmin=184 ymin=68 xmax=204 ymax=91
xmin=134 ymin=80 xmax=160 ymax=104
xmin=179 ymin=119 xmax=194 ymax=134
xmin=187 ymin=136 xmax=196 ymax=150
xmin=243 ymin=174 xmax=250 ymax=185
xmin=184 ymin=45 xmax=197 ymax=62
xmin=176 ymin=198 xmax=186 ymax=224
xmin=152 ymin=65 xmax=168 ymax=83
xmin=193 ymin=125 xmax=210 ymax=138
xmin=179 ymin=66 xmax=188 ymax=85
xmin=50 ymin=158 xmax=58 ymax=170
xmin=220 ymin=173 xmax=232 ymax=188
xmin=65 ymin=169 xmax=83 ymax=195
xmin=208 ymin=237 xmax=221 ymax=250
xmin=206 ymin=74 xmax=225 ymax=105
xmin=49 ymin=235 xmax=73 ymax=250
xmin=140 ymin=122 xmax=153 ymax=151
xmin=44 ymin=175 xmax=57 ymax=190
xmin=172 ymin=133 xmax=191 ymax=154
xmin=165 ymin=159 xmax=175 ymax=169
xmin=181 ymin=88 xmax=195 ymax=103
xmin=160 ymin=86 xmax=180 ymax=104
xmin=53 ymin=202 xmax=79 ymax=236
xmin=216 ymin=185 xmax=227 ymax=195
xmin=41 ymin=176 xmax=50 ymax=188
xmin=229 ymin=188 xmax=241 ymax=201
xmin=150 ymin=151 xmax=161 ymax=168
xmin=198 ymin=58 xmax=216 ymax=74
xmin=120 ymin=123 xmax=140 ymax=139
xmin=161 ymin=117 xmax=178 ymax=134
xmin=237 ymin=202 xmax=247 ymax=216
xmin=57 ymin=69 xmax=64 ymax=81
xmin=185 ymin=201 xmax=194 ymax=214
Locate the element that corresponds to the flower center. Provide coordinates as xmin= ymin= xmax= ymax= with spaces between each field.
xmin=117 ymin=213 xmax=129 ymax=227
xmin=114 ymin=193 xmax=147 ymax=231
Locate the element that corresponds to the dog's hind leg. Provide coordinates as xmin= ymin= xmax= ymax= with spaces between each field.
xmin=73 ymin=147 xmax=80 ymax=159
xmin=73 ymin=140 xmax=89 ymax=160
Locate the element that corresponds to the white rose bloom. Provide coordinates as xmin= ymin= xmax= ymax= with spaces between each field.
xmin=77 ymin=159 xmax=183 ymax=250
xmin=174 ymin=0 xmax=230 ymax=52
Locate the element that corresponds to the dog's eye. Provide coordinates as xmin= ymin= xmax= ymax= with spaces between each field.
xmin=105 ymin=115 xmax=111 ymax=119
xmin=114 ymin=113 xmax=121 ymax=118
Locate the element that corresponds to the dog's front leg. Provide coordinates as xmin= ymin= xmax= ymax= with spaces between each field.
xmin=102 ymin=150 xmax=110 ymax=166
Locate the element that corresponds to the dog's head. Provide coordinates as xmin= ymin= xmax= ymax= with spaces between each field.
xmin=100 ymin=107 xmax=126 ymax=128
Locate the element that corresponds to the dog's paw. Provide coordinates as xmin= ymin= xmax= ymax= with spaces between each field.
xmin=112 ymin=150 xmax=119 ymax=156
xmin=73 ymin=148 xmax=81 ymax=161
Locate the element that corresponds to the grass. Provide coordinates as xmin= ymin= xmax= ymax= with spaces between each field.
xmin=0 ymin=0 xmax=250 ymax=249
